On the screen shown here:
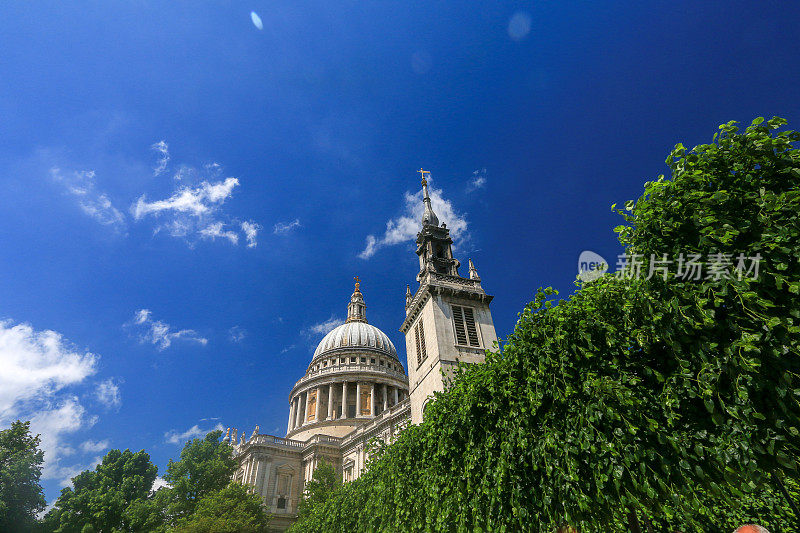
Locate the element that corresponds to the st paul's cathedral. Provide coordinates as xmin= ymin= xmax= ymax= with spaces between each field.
xmin=225 ymin=171 xmax=498 ymax=531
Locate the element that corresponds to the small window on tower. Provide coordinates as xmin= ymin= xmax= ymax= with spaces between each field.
xmin=415 ymin=322 xmax=427 ymax=367
xmin=452 ymin=305 xmax=481 ymax=347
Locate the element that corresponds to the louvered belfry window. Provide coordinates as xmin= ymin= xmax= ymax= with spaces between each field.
xmin=415 ymin=322 xmax=427 ymax=366
xmin=452 ymin=305 xmax=480 ymax=347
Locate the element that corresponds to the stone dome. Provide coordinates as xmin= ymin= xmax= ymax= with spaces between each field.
xmin=312 ymin=321 xmax=398 ymax=361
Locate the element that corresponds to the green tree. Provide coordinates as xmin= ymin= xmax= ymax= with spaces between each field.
xmin=171 ymin=482 xmax=269 ymax=533
xmin=45 ymin=448 xmax=157 ymax=533
xmin=159 ymin=430 xmax=236 ymax=522
xmin=0 ymin=421 xmax=46 ymax=531
xmin=122 ymin=483 xmax=171 ymax=532
xmin=292 ymin=460 xmax=339 ymax=526
xmin=290 ymin=117 xmax=800 ymax=532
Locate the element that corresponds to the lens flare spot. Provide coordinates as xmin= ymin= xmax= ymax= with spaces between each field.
xmin=508 ymin=11 xmax=531 ymax=41
xmin=250 ymin=11 xmax=263 ymax=31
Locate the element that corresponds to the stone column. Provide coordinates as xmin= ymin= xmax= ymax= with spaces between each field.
xmin=327 ymin=383 xmax=335 ymax=420
xmin=393 ymin=386 xmax=399 ymax=406
xmin=315 ymin=386 xmax=324 ymax=422
xmin=383 ymin=383 xmax=388 ymax=411
xmin=294 ymin=396 xmax=302 ymax=429
xmin=287 ymin=401 xmax=295 ymax=433
xmin=250 ymin=458 xmax=261 ymax=486
xmin=369 ymin=383 xmax=375 ymax=417
xmin=259 ymin=460 xmax=272 ymax=501
xmin=356 ymin=382 xmax=362 ymax=418
xmin=341 ymin=381 xmax=348 ymax=419
xmin=304 ymin=391 xmax=313 ymax=425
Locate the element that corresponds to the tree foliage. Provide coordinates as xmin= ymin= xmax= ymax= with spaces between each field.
xmin=170 ymin=482 xmax=269 ymax=533
xmin=39 ymin=430 xmax=268 ymax=533
xmin=44 ymin=449 xmax=157 ymax=533
xmin=0 ymin=420 xmax=46 ymax=532
xmin=159 ymin=430 xmax=237 ymax=522
xmin=290 ymin=117 xmax=800 ymax=532
xmin=291 ymin=460 xmax=339 ymax=527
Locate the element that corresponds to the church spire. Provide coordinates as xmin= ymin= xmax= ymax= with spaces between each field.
xmin=418 ymin=169 xmax=439 ymax=227
xmin=413 ymin=169 xmax=459 ymax=280
xmin=346 ymin=276 xmax=367 ymax=323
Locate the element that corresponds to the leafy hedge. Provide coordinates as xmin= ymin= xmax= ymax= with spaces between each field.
xmin=290 ymin=117 xmax=800 ymax=532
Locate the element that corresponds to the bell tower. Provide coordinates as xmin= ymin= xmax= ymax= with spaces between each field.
xmin=400 ymin=170 xmax=498 ymax=424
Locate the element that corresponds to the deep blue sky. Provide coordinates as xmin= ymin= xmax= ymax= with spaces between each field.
xmin=1 ymin=1 xmax=798 ymax=503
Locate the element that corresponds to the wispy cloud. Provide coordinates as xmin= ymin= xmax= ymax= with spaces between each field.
xmin=466 ymin=168 xmax=487 ymax=192
xmin=164 ymin=422 xmax=224 ymax=445
xmin=304 ymin=315 xmax=344 ymax=337
xmin=273 ymin=218 xmax=301 ymax=235
xmin=280 ymin=344 xmax=296 ymax=354
xmin=358 ymin=178 xmax=469 ymax=259
xmin=228 ymin=326 xmax=246 ymax=343
xmin=51 ymin=168 xmax=126 ymax=230
xmin=95 ymin=379 xmax=121 ymax=409
xmin=199 ymin=221 xmax=239 ymax=245
xmin=79 ymin=439 xmax=109 ymax=453
xmin=0 ymin=318 xmax=115 ymax=488
xmin=128 ymin=309 xmax=207 ymax=351
xmin=151 ymin=140 xmax=170 ymax=176
xmin=132 ymin=177 xmax=239 ymax=219
xmin=131 ymin=142 xmax=260 ymax=247
xmin=241 ymin=221 xmax=261 ymax=247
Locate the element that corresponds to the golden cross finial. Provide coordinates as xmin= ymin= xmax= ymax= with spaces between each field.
xmin=418 ymin=168 xmax=430 ymax=186
xmin=354 ymin=276 xmax=361 ymax=291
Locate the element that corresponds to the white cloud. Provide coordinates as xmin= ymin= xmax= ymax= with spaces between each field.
xmin=79 ymin=439 xmax=110 ymax=453
xmin=151 ymin=476 xmax=170 ymax=493
xmin=228 ymin=326 xmax=246 ymax=343
xmin=129 ymin=309 xmax=208 ymax=351
xmin=280 ymin=344 xmax=296 ymax=354
xmin=29 ymin=398 xmax=101 ymax=486
xmin=304 ymin=315 xmax=344 ymax=337
xmin=132 ymin=177 xmax=239 ymax=219
xmin=95 ymin=379 xmax=121 ymax=409
xmin=0 ymin=320 xmax=115 ymax=487
xmin=0 ymin=320 xmax=98 ymax=417
xmin=164 ymin=422 xmax=224 ymax=445
xmin=51 ymin=168 xmax=126 ymax=230
xmin=358 ymin=179 xmax=469 ymax=259
xmin=273 ymin=218 xmax=301 ymax=235
xmin=131 ymin=161 xmax=260 ymax=247
xmin=467 ymin=168 xmax=487 ymax=192
xmin=151 ymin=140 xmax=170 ymax=176
xmin=199 ymin=222 xmax=239 ymax=245
xmin=241 ymin=220 xmax=261 ymax=247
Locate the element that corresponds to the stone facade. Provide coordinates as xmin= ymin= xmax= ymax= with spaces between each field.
xmin=229 ymin=172 xmax=496 ymax=532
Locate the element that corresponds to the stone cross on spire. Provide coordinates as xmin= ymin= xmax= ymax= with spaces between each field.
xmin=418 ymin=168 xmax=439 ymax=227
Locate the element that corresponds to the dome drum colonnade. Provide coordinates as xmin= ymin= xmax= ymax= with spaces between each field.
xmin=286 ymin=278 xmax=410 ymax=441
